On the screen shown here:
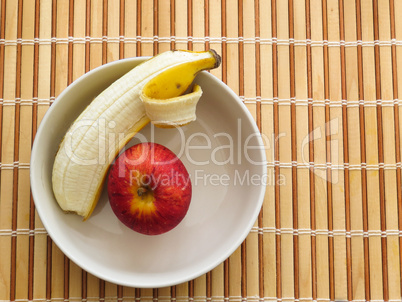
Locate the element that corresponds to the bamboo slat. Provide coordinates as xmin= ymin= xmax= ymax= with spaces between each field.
xmin=1 ymin=0 xmax=402 ymax=301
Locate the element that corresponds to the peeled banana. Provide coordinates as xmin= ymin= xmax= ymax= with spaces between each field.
xmin=52 ymin=50 xmax=221 ymax=219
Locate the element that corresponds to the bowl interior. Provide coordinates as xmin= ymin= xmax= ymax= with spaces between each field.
xmin=30 ymin=57 xmax=266 ymax=288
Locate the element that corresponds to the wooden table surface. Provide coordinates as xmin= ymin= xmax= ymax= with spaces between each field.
xmin=1 ymin=0 xmax=402 ymax=301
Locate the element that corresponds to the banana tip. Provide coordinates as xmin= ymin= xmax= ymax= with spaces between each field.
xmin=209 ymin=49 xmax=222 ymax=69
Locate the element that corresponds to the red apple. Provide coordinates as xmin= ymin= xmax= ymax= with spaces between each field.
xmin=107 ymin=142 xmax=192 ymax=235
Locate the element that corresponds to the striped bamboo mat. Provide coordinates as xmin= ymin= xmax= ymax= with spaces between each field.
xmin=1 ymin=0 xmax=402 ymax=301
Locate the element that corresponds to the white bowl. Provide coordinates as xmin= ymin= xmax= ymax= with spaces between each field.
xmin=30 ymin=57 xmax=267 ymax=288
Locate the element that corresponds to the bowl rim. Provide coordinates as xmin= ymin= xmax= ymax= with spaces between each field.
xmin=30 ymin=56 xmax=267 ymax=288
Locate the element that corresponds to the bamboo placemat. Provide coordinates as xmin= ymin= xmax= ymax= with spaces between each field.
xmin=1 ymin=0 xmax=402 ymax=301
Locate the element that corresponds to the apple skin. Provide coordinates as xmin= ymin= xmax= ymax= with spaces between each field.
xmin=107 ymin=142 xmax=192 ymax=235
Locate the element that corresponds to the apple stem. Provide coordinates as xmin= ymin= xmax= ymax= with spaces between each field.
xmin=137 ymin=187 xmax=148 ymax=197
